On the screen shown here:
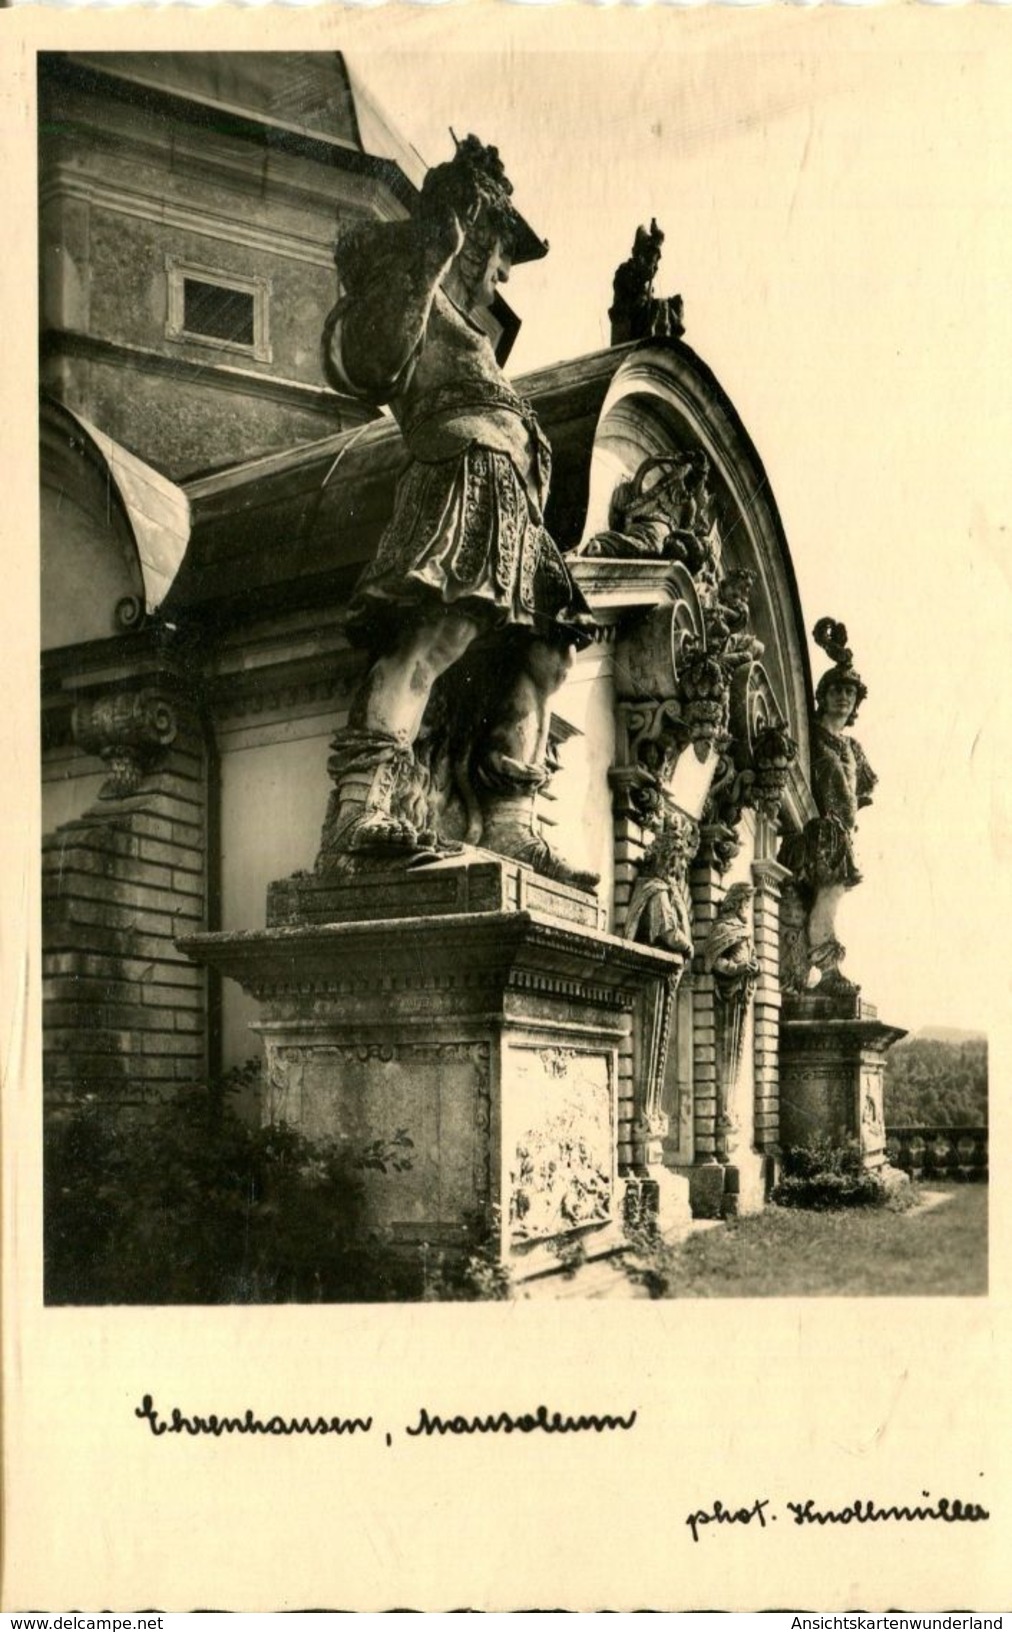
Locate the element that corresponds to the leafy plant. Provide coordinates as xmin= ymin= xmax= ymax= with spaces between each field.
xmin=773 ymin=1136 xmax=917 ymax=1212
xmin=44 ymin=1068 xmax=418 ymax=1304
xmin=619 ymin=1221 xmax=684 ymax=1299
xmin=419 ymin=1207 xmax=515 ymax=1302
xmin=551 ymin=1236 xmax=588 ymax=1281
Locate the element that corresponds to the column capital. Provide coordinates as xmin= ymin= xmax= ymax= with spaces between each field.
xmin=72 ymin=686 xmax=178 ymax=799
xmin=750 ymin=857 xmax=792 ymax=895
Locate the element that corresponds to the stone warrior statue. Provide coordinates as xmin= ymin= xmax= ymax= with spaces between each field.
xmin=779 ymin=618 xmax=878 ymax=992
xmin=609 ymin=218 xmax=685 ymax=347
xmin=318 ymin=134 xmax=598 ymax=892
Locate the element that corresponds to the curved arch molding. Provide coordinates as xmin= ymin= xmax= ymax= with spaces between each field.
xmin=575 ymin=341 xmax=814 ymax=820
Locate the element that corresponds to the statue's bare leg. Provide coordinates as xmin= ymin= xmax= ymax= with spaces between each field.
xmin=317 ymin=612 xmax=478 ymax=868
xmin=477 ymin=636 xmax=600 ymax=893
xmin=808 ymin=881 xmax=847 ymax=966
xmin=355 ymin=613 xmax=480 ymax=743
xmin=807 ymin=880 xmax=857 ymax=991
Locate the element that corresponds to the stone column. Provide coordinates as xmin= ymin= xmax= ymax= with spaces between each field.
xmin=750 ymin=856 xmax=791 ymax=1158
xmin=606 ymin=760 xmax=651 ymax=1177
xmin=611 ymin=805 xmax=650 ymax=1174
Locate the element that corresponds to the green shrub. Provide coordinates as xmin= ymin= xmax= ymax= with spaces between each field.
xmin=773 ymin=1136 xmax=915 ymax=1212
xmin=418 ymin=1208 xmax=515 ymax=1302
xmin=44 ymin=1068 xmax=418 ymax=1304
xmin=619 ymin=1221 xmax=683 ymax=1299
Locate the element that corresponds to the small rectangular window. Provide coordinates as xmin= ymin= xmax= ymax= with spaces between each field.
xmin=166 ymin=257 xmax=271 ymax=362
xmin=182 ymin=279 xmax=255 ymax=347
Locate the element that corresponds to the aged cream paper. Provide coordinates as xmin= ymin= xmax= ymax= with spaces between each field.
xmin=3 ymin=2 xmax=1010 ymax=1612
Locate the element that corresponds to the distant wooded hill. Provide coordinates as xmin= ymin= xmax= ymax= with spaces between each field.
xmin=884 ymin=1033 xmax=988 ymax=1127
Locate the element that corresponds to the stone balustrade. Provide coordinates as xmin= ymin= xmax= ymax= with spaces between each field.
xmin=885 ymin=1126 xmax=988 ymax=1183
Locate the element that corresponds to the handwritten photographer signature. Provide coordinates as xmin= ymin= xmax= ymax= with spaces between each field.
xmin=685 ymin=1493 xmax=989 ymax=1542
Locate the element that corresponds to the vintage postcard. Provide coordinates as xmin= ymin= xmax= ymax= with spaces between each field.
xmin=2 ymin=1 xmax=1010 ymax=1612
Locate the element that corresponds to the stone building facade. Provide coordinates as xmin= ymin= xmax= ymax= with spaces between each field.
xmin=40 ymin=52 xmax=899 ymax=1274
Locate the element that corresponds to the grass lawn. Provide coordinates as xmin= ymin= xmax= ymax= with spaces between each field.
xmin=628 ymin=1184 xmax=989 ymax=1298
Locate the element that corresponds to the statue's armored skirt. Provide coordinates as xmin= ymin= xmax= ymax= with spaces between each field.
xmin=348 ymin=440 xmax=590 ymax=646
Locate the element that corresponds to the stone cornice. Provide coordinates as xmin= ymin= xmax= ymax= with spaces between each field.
xmin=41 ymin=607 xmax=369 ymax=739
xmin=41 ymin=167 xmax=346 ymax=272
xmin=42 ymin=328 xmax=349 ymax=419
xmin=180 ymin=910 xmax=685 ymax=1007
xmin=39 ymin=54 xmax=418 ymax=212
xmin=780 ymin=1016 xmax=908 ymax=1052
xmin=211 ymin=670 xmax=359 ymax=726
xmin=750 ymin=858 xmax=792 ymax=893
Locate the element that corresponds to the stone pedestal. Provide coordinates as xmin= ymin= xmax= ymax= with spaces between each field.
xmin=181 ymin=856 xmax=686 ymax=1277
xmin=687 ymin=1161 xmax=727 ymax=1220
xmin=779 ymin=992 xmax=906 ymax=1166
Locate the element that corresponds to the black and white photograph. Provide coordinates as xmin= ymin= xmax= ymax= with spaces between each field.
xmin=5 ymin=1 xmax=1010 ymax=1612
xmin=36 ymin=31 xmax=993 ymax=1306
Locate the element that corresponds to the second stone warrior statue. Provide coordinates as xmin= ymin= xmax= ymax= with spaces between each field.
xmin=317 ymin=134 xmax=598 ymax=891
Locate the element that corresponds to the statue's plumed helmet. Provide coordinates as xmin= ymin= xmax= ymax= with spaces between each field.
xmin=812 ymin=617 xmax=867 ymax=724
xmin=420 ymin=132 xmax=548 ymax=264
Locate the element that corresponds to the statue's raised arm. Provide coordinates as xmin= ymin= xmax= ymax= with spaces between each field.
xmin=323 ymin=148 xmax=483 ymax=403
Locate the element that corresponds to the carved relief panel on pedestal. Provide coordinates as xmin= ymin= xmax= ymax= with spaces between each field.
xmin=503 ymin=1045 xmax=615 ymax=1242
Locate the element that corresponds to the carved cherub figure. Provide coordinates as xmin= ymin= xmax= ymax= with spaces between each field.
xmin=705 ymin=568 xmax=764 ymax=667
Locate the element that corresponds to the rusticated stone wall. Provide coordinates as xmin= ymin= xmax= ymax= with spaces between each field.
xmin=750 ymin=857 xmax=790 ymax=1155
xmin=688 ymin=858 xmax=721 ymax=1164
xmin=42 ymin=692 xmax=208 ymax=1107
